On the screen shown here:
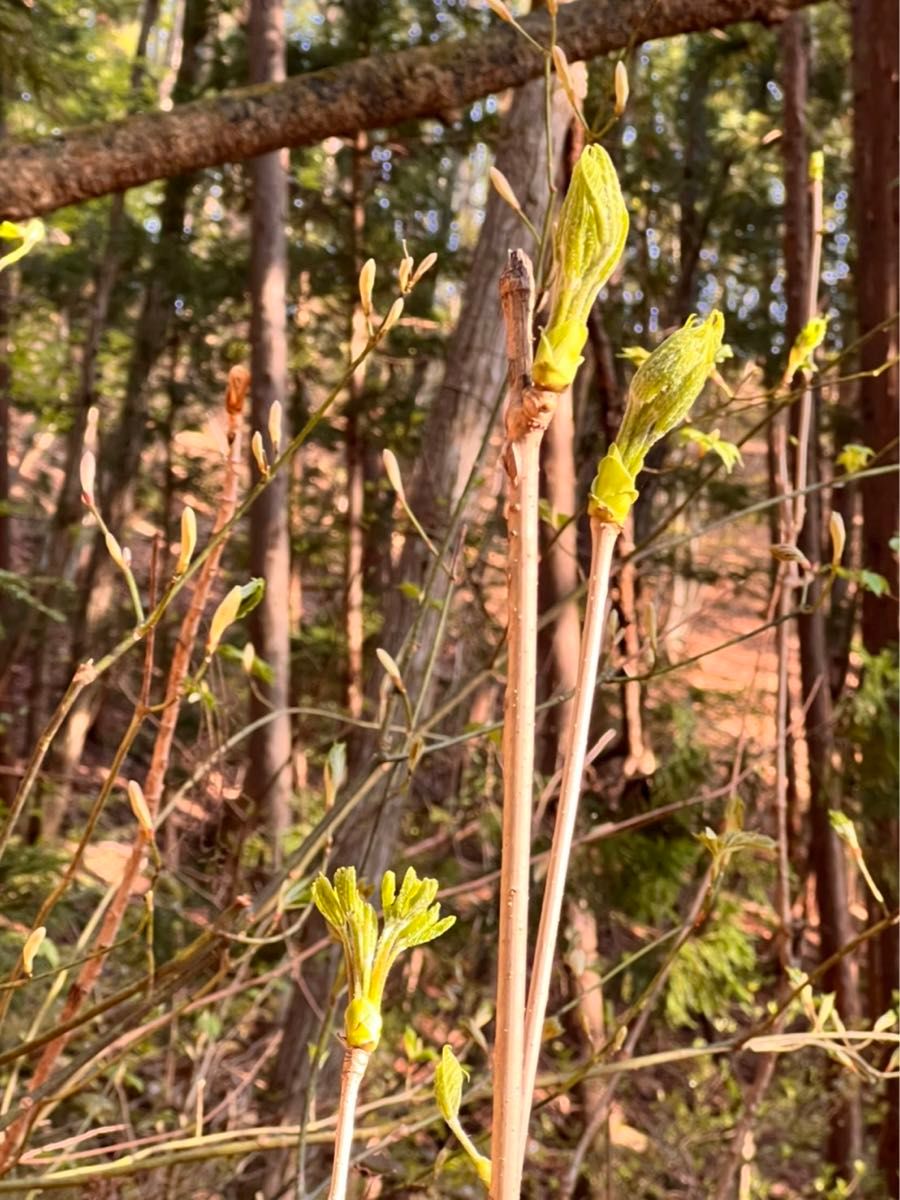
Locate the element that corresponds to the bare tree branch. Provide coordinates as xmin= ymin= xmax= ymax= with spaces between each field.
xmin=1 ymin=0 xmax=816 ymax=218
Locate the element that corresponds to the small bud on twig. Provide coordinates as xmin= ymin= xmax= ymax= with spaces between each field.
xmin=128 ymin=779 xmax=154 ymax=837
xmin=104 ymin=531 xmax=127 ymax=571
xmin=380 ymin=298 xmax=404 ymax=336
xmin=208 ymin=585 xmax=242 ymax=655
xmin=175 ymin=506 xmax=197 ymax=576
xmin=225 ymin=365 xmax=251 ymax=416
xmin=489 ymin=166 xmax=523 ymax=215
xmin=376 ymin=647 xmax=406 ymax=692
xmin=241 ymin=642 xmax=255 ymax=674
xmin=80 ymin=451 xmax=96 ymax=505
xmin=614 ymin=60 xmax=629 ymax=115
xmin=829 ymin=511 xmax=846 ymax=567
xmin=359 ymin=258 xmax=376 ymax=316
xmin=398 ymin=243 xmax=415 ymax=292
xmin=484 ymin=0 xmax=513 ymax=22
xmin=267 ymin=400 xmax=283 ymax=455
xmin=771 ymin=543 xmax=812 ymax=569
xmin=411 ymin=251 xmax=438 ymax=287
xmin=22 ymin=926 xmax=46 ymax=977
xmin=552 ymin=46 xmax=579 ymax=114
xmin=251 ymin=430 xmax=269 ymax=477
xmin=382 ymin=449 xmax=407 ymax=505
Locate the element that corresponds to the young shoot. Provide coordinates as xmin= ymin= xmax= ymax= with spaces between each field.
xmin=312 ymin=866 xmax=455 ymax=1200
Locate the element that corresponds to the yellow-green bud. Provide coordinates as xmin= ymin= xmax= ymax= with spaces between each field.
xmin=618 ymin=311 xmax=724 ymax=469
xmin=588 ymin=443 xmax=640 ymax=524
xmin=809 ymin=150 xmax=824 ymax=182
xmin=345 ymin=996 xmax=383 ymax=1051
xmin=786 ymin=315 xmax=827 ymax=379
xmin=533 ymin=145 xmax=629 ymax=392
xmin=590 ymin=311 xmax=724 ymax=524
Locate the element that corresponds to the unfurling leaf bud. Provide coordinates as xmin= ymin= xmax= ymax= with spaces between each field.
xmin=267 ymin=400 xmax=283 ymax=454
xmin=382 ymin=448 xmax=407 ymax=503
xmin=771 ymin=542 xmax=812 ymax=569
xmin=485 ymin=0 xmax=513 ymax=22
xmin=435 ymin=1044 xmax=464 ymax=1123
xmin=128 ymin=779 xmax=154 ymax=837
xmin=614 ymin=60 xmax=629 ymax=115
xmin=411 ymin=252 xmax=438 ymax=287
xmin=489 ymin=166 xmax=523 ymax=215
xmin=398 ymin=245 xmax=414 ymax=292
xmin=225 ymin=365 xmax=251 ymax=416
xmin=175 ymin=506 xmax=197 ymax=576
xmin=589 ymin=311 xmax=724 ymax=524
xmin=533 ymin=145 xmax=629 ymax=392
xmin=376 ymin=647 xmax=406 ymax=692
xmin=551 ymin=46 xmax=579 ymax=114
xmin=829 ymin=511 xmax=846 ymax=567
xmin=208 ymin=585 xmax=242 ymax=655
xmin=241 ymin=641 xmax=255 ymax=674
xmin=104 ymin=530 xmax=127 ymax=571
xmin=434 ymin=1044 xmax=492 ymax=1187
xmin=787 ymin=315 xmax=828 ymax=379
xmin=380 ymin=298 xmax=404 ymax=335
xmin=251 ymin=430 xmax=269 ymax=477
xmin=22 ymin=926 xmax=46 ymax=977
xmin=358 ymin=258 xmax=376 ymax=316
xmin=80 ymin=451 xmax=96 ymax=505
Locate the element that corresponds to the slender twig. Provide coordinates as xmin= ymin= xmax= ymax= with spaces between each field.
xmin=520 ymin=516 xmax=618 ymax=1157
xmin=327 ymin=1047 xmax=370 ymax=1200
xmin=492 ymin=249 xmax=556 ymax=1200
xmin=144 ymin=366 xmax=247 ymax=831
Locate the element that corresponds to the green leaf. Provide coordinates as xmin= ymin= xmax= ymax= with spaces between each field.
xmin=236 ymin=577 xmax=266 ymax=620
xmin=678 ymin=426 xmax=743 ymax=474
xmin=836 ymin=443 xmax=874 ymax=475
xmin=434 ymin=1044 xmax=465 ymax=1123
xmin=859 ymin=570 xmax=890 ymax=597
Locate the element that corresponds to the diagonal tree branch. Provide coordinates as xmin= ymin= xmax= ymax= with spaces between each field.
xmin=2 ymin=0 xmax=816 ymax=219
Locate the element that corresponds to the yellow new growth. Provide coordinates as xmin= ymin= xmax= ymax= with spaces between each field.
xmin=312 ymin=866 xmax=454 ymax=1051
xmin=532 ymin=144 xmax=629 ymax=392
xmin=589 ymin=310 xmax=725 ymax=525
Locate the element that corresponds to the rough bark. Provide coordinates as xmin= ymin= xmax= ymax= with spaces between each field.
xmin=246 ymin=0 xmax=292 ymax=858
xmin=851 ymin=0 xmax=899 ymax=1189
xmin=0 ymin=0 xmax=819 ymax=219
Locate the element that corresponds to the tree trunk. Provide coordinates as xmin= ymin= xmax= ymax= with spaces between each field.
xmin=246 ymin=0 xmax=292 ymax=859
xmin=851 ymin=0 xmax=899 ymax=1189
xmin=344 ymin=131 xmax=368 ymax=721
xmin=47 ymin=0 xmax=212 ymax=829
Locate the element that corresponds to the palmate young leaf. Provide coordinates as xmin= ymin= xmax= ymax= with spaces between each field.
xmin=678 ymin=426 xmax=744 ymax=474
xmin=836 ymin=442 xmax=874 ymax=475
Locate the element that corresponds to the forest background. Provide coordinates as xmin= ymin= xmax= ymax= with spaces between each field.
xmin=0 ymin=0 xmax=896 ymax=1196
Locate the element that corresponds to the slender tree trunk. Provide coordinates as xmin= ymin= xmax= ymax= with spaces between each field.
xmin=48 ymin=0 xmax=211 ymax=824
xmin=344 ymin=131 xmax=368 ymax=720
xmin=246 ymin=0 xmax=292 ymax=858
xmin=784 ymin=11 xmax=862 ymax=1171
xmin=851 ymin=0 xmax=899 ymax=1189
xmin=14 ymin=0 xmax=160 ymax=839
